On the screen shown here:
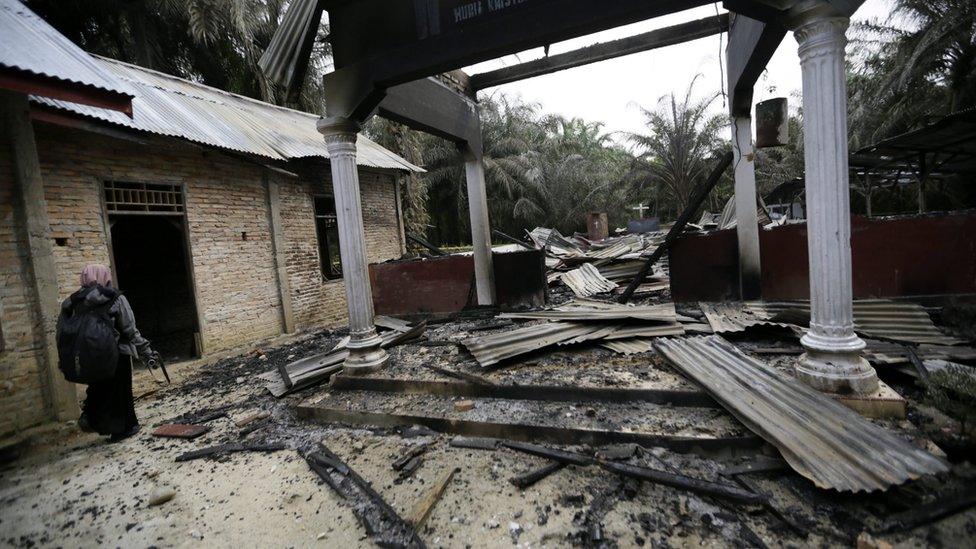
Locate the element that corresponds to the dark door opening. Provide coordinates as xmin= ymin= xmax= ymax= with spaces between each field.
xmin=110 ymin=215 xmax=199 ymax=362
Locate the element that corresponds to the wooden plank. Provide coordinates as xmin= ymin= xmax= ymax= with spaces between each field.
xmin=509 ymin=461 xmax=566 ymax=489
xmin=294 ymin=404 xmax=762 ymax=455
xmin=470 ymin=14 xmax=729 ymax=90
xmin=329 ymin=374 xmax=717 ymax=407
xmin=406 ymin=467 xmax=457 ymax=527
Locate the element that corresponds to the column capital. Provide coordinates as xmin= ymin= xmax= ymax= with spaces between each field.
xmin=317 ymin=116 xmax=360 ymax=149
xmin=788 ymin=2 xmax=849 ymax=54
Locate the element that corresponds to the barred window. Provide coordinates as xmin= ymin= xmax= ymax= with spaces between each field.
xmin=314 ymin=196 xmax=342 ymax=280
xmin=104 ymin=181 xmax=184 ymax=214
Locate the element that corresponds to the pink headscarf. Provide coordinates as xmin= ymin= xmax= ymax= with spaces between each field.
xmin=80 ymin=264 xmax=113 ymax=288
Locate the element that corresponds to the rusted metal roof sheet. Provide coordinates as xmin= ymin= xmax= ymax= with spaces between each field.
xmin=655 ymin=335 xmax=948 ymax=492
xmin=30 ymin=57 xmax=422 ymax=172
xmin=462 ymin=321 xmax=607 ymax=367
xmin=560 ymin=263 xmax=617 ymax=297
xmin=500 ymin=301 xmax=676 ymax=323
xmin=0 ymin=0 xmax=132 ymax=101
xmin=745 ymin=300 xmax=961 ymax=345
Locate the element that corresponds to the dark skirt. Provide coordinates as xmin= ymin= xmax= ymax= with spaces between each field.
xmin=82 ymin=356 xmax=137 ymax=436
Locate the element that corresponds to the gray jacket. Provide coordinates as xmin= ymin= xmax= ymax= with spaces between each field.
xmin=59 ymin=285 xmax=154 ymax=360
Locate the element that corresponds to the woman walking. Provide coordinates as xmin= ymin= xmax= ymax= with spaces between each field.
xmin=58 ymin=264 xmax=157 ymax=441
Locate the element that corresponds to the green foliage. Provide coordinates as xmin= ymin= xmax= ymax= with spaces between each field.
xmin=849 ymin=0 xmax=976 ymax=148
xmin=925 ymin=364 xmax=976 ymax=434
xmin=417 ymin=95 xmax=634 ymax=245
xmin=26 ymin=0 xmax=330 ymax=112
xmin=622 ymin=76 xmax=729 ymax=221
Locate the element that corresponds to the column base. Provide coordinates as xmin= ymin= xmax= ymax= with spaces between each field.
xmin=343 ymin=331 xmax=389 ymax=375
xmin=795 ymin=349 xmax=879 ymax=395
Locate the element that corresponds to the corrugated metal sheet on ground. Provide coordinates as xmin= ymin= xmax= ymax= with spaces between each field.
xmin=745 ymin=300 xmax=962 ymax=345
xmin=29 ymin=57 xmax=421 ymax=172
xmin=462 ymin=321 xmax=606 ymax=367
xmin=560 ymin=263 xmax=617 ymax=297
xmin=0 ymin=0 xmax=131 ymax=98
xmin=602 ymin=338 xmax=657 ymax=355
xmin=500 ymin=301 xmax=676 ymax=323
xmin=700 ymin=302 xmax=800 ymax=333
xmin=655 ymin=335 xmax=947 ymax=492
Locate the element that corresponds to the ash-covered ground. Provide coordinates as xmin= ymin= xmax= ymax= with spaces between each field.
xmin=1 ymin=311 xmax=975 ymax=548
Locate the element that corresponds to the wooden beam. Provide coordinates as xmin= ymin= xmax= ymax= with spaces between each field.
xmin=470 ymin=14 xmax=729 ymax=91
xmin=378 ymin=76 xmax=481 ymax=149
xmin=294 ymin=404 xmax=763 ymax=455
xmin=725 ymin=14 xmax=786 ymax=117
xmin=618 ymin=151 xmax=733 ymax=303
xmin=329 ymin=374 xmax=719 ymax=408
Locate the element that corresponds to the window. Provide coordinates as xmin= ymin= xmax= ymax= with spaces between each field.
xmin=314 ymin=196 xmax=342 ymax=280
xmin=104 ymin=181 xmax=184 ymax=214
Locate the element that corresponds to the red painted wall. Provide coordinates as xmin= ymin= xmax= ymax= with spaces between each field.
xmin=670 ymin=212 xmax=976 ymax=302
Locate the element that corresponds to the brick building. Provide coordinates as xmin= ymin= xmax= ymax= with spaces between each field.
xmin=1 ymin=55 xmax=420 ymax=436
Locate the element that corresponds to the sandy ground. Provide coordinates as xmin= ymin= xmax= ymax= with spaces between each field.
xmin=2 ymin=325 xmax=975 ymax=548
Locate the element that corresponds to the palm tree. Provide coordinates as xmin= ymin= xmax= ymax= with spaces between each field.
xmin=849 ymin=0 xmax=976 ymax=147
xmin=27 ymin=0 xmax=330 ymax=111
xmin=624 ymin=76 xmax=726 ymax=220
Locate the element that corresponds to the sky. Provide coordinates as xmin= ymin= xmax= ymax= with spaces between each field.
xmin=463 ymin=0 xmax=893 ymax=143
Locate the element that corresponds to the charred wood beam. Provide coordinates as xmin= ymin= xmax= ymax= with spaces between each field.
xmin=175 ymin=442 xmax=287 ymax=462
xmin=880 ymin=488 xmax=976 ymax=533
xmin=407 ymin=232 xmax=448 ymax=256
xmin=470 ymin=14 xmax=729 ymax=91
xmin=295 ymin=404 xmax=760 ymax=455
xmin=618 ymin=151 xmax=733 ymax=303
xmin=499 ymin=440 xmax=765 ymax=504
xmin=510 ymin=461 xmax=567 ymax=489
xmin=304 ymin=444 xmax=426 ymax=547
xmin=329 ymin=374 xmax=717 ymax=407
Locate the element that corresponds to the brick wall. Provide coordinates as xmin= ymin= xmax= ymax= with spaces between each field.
xmin=277 ymin=161 xmax=404 ymax=330
xmin=0 ymin=123 xmax=405 ymax=436
xmin=0 ymin=134 xmax=50 ymax=435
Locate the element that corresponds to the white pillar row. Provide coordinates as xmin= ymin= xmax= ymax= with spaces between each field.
xmin=731 ymin=116 xmax=762 ymax=299
xmin=790 ymin=3 xmax=878 ymax=394
xmin=463 ymin=147 xmax=497 ymax=305
xmin=317 ymin=116 xmax=389 ymax=374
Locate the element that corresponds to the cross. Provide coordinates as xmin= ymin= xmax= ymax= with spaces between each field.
xmin=631 ymin=203 xmax=649 ymax=218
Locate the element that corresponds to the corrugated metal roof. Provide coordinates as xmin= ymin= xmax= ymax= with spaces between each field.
xmin=601 ymin=339 xmax=657 ymax=355
xmin=0 ymin=0 xmax=132 ymax=99
xmin=655 ymin=335 xmax=948 ymax=492
xmin=745 ymin=300 xmax=961 ymax=345
xmin=560 ymin=263 xmax=617 ymax=297
xmin=30 ymin=56 xmax=422 ymax=172
xmin=500 ymin=301 xmax=676 ymax=323
xmin=700 ymin=302 xmax=798 ymax=333
xmin=462 ymin=321 xmax=606 ymax=367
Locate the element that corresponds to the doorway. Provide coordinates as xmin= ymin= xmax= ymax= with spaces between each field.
xmin=104 ymin=182 xmax=200 ymax=362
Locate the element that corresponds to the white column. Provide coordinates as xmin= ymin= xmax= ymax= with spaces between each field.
xmin=317 ymin=117 xmax=388 ymax=374
xmin=731 ymin=115 xmax=762 ymax=299
xmin=790 ymin=3 xmax=878 ymax=394
xmin=464 ymin=148 xmax=497 ymax=305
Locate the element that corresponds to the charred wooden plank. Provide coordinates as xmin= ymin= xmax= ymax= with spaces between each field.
xmin=509 ymin=461 xmax=567 ymax=489
xmin=175 ymin=442 xmax=286 ymax=462
xmin=329 ymin=375 xmax=716 ymax=407
xmin=599 ymin=460 xmax=766 ymax=505
xmin=295 ymin=405 xmax=758 ymax=456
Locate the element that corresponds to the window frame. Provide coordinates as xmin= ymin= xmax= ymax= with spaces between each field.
xmin=312 ymin=194 xmax=343 ymax=281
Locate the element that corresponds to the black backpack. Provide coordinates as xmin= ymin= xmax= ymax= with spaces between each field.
xmin=57 ymin=286 xmax=120 ymax=384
